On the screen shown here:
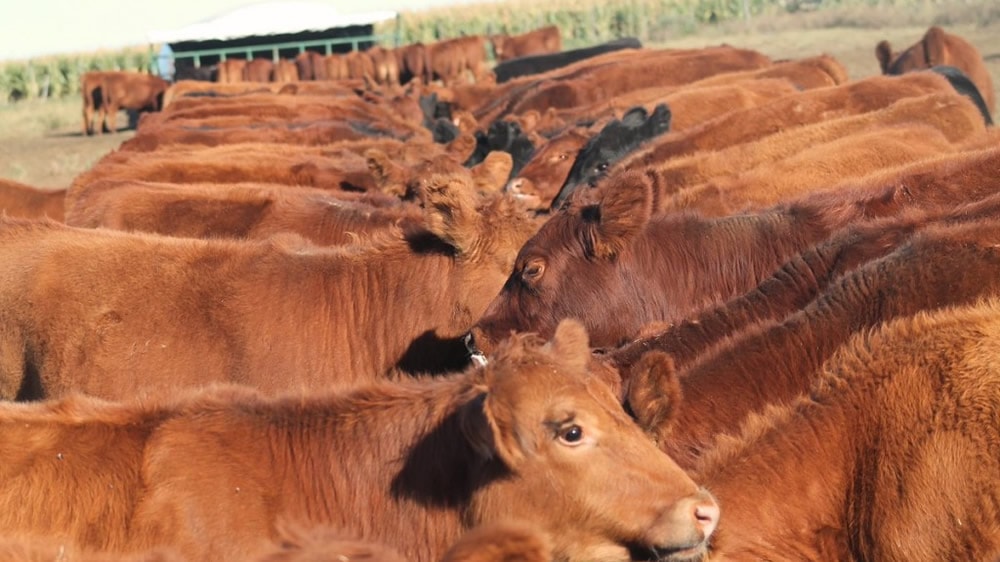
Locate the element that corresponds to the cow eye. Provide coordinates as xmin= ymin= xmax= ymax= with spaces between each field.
xmin=556 ymin=153 xmax=569 ymax=161
xmin=521 ymin=260 xmax=545 ymax=282
xmin=558 ymin=425 xmax=584 ymax=446
xmin=596 ymin=162 xmax=609 ymax=172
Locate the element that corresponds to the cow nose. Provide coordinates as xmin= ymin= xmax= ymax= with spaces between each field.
xmin=694 ymin=499 xmax=719 ymax=538
xmin=463 ymin=332 xmax=488 ymax=367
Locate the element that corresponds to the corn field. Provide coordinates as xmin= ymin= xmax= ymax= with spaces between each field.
xmin=0 ymin=0 xmax=992 ymax=104
xmin=0 ymin=47 xmax=153 ymax=105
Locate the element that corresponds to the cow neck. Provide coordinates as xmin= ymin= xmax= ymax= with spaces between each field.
xmin=695 ymin=397 xmax=856 ymax=561
xmin=635 ymin=209 xmax=833 ymax=324
xmin=661 ymin=253 xmax=888 ymax=470
xmin=269 ymin=374 xmax=496 ymax=561
xmin=254 ymin=230 xmax=466 ymax=377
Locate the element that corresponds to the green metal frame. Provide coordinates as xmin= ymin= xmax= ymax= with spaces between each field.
xmin=173 ymin=33 xmax=393 ymax=68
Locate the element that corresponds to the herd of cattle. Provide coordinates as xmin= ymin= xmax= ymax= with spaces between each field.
xmin=1 ymin=21 xmax=999 ymax=562
xmin=80 ymin=25 xmax=566 ymax=136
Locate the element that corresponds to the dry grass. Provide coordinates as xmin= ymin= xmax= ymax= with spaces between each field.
xmin=0 ymin=97 xmax=131 ymax=190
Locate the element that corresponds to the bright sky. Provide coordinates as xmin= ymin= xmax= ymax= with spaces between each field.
xmin=0 ymin=0 xmax=473 ymax=61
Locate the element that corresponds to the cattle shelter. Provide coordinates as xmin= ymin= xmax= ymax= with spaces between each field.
xmin=148 ymin=1 xmax=398 ymax=80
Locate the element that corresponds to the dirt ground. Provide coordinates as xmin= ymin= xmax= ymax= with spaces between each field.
xmin=0 ymin=16 xmax=996 ymax=192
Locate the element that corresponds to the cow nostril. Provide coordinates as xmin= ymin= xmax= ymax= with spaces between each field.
xmin=694 ymin=501 xmax=720 ymax=535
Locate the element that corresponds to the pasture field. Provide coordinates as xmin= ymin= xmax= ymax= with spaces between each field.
xmin=0 ymin=7 xmax=996 ymax=191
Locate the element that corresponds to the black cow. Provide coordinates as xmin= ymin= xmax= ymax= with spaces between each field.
xmin=550 ymin=104 xmax=671 ymax=210
xmin=493 ymin=38 xmax=643 ymax=84
xmin=929 ymin=66 xmax=994 ymax=126
xmin=465 ymin=120 xmax=536 ymax=181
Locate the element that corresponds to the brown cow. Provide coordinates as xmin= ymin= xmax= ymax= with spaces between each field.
xmin=0 ymin=175 xmax=541 ymax=399
xmin=627 ymin=216 xmax=1000 ymax=471
xmin=64 ymin=180 xmax=423 ymax=245
xmin=323 ymin=53 xmax=349 ymax=80
xmin=491 ymin=46 xmax=772 ymax=122
xmin=606 ymin=211 xmax=932 ymax=372
xmin=657 ymin=122 xmax=961 ymax=216
xmin=645 ymin=91 xmax=986 ymax=198
xmin=0 ymin=320 xmax=718 ymax=562
xmin=215 ymin=59 xmax=248 ymax=83
xmin=470 ymin=171 xmax=853 ymax=353
xmin=243 ymin=59 xmax=275 ymax=83
xmin=0 ymin=178 xmax=65 ymax=221
xmin=0 ymin=521 xmax=552 ymax=562
xmin=876 ymin=25 xmax=995 ymax=115
xmin=620 ymin=72 xmax=959 ymax=168
xmin=99 ymin=72 xmax=170 ymax=134
xmin=80 ymin=71 xmax=108 ymax=135
xmin=396 ymin=42 xmax=433 ymax=85
xmin=688 ymin=299 xmax=1000 ymax=560
xmin=273 ymin=59 xmax=299 ymax=82
xmin=367 ymin=46 xmax=400 ymax=86
xmin=491 ymin=26 xmax=562 ymax=62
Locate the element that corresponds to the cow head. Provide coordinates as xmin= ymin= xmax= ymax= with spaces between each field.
xmin=471 ymin=171 xmax=654 ymax=355
xmin=550 ymin=104 xmax=672 ymax=211
xmin=508 ymin=127 xmax=593 ymax=209
xmin=466 ymin=320 xmax=718 ymax=561
xmin=417 ymin=172 xmax=542 ymax=327
xmin=876 ymin=26 xmax=951 ymax=76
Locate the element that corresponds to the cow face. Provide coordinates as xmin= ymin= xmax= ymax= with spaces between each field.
xmin=509 ymin=127 xmax=592 ymax=209
xmin=472 ymin=171 xmax=654 ymax=354
xmin=466 ymin=320 xmax=718 ymax=562
xmin=418 ymin=173 xmax=542 ymax=328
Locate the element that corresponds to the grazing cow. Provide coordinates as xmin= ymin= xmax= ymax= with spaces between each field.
xmin=160 ymin=81 xmax=282 ymax=109
xmin=876 ymin=25 xmax=995 ymax=115
xmin=644 ymin=92 xmax=987 ymax=198
xmin=606 ymin=211 xmax=932 ymax=372
xmin=216 ymin=59 xmax=248 ymax=83
xmin=471 ymin=172 xmax=854 ymax=353
xmin=273 ymin=59 xmax=299 ymax=82
xmin=493 ymin=46 xmax=772 ymax=121
xmin=620 ymin=72 xmax=959 ymax=167
xmin=80 ymin=71 xmax=108 ymax=135
xmin=98 ymin=72 xmax=170 ymax=134
xmin=64 ymin=180 xmax=423 ymax=246
xmin=492 ymin=38 xmax=641 ymax=84
xmin=656 ymin=122 xmax=961 ymax=216
xmin=0 ymin=176 xmax=541 ymax=399
xmin=491 ymin=26 xmax=562 ymax=62
xmin=0 ymin=178 xmax=65 ymax=221
xmin=397 ymin=43 xmax=434 ymax=85
xmin=0 ymin=320 xmax=718 ymax=562
xmin=628 ymin=216 xmax=1000 ymax=470
xmin=685 ymin=299 xmax=1000 ymax=560
xmin=243 ymin=59 xmax=275 ymax=82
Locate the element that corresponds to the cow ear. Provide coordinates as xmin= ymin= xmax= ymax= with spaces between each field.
xmin=875 ymin=40 xmax=893 ymax=74
xmin=365 ymin=149 xmax=409 ymax=198
xmin=627 ymin=352 xmax=681 ymax=443
xmin=418 ymin=173 xmax=480 ymax=254
xmin=471 ymin=151 xmax=513 ymax=194
xmin=459 ymin=392 xmax=526 ymax=468
xmin=446 ymin=133 xmax=477 ymax=163
xmin=547 ymin=319 xmax=591 ymax=374
xmin=581 ymin=170 xmax=653 ymax=259
xmin=922 ymin=26 xmax=948 ymax=66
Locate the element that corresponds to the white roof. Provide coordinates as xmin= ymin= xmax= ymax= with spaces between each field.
xmin=147 ymin=1 xmax=396 ymax=44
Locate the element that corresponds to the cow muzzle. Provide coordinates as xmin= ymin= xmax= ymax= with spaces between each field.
xmin=464 ymin=332 xmax=488 ymax=367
